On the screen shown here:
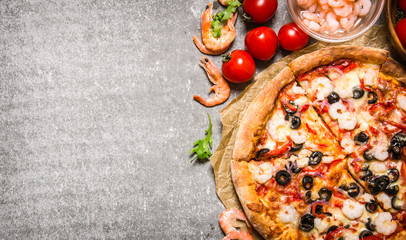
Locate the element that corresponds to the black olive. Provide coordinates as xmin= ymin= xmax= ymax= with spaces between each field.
xmin=309 ymin=151 xmax=323 ymax=166
xmin=305 ymin=191 xmax=314 ymax=203
xmin=389 ymin=140 xmax=404 ymax=160
xmin=367 ymin=91 xmax=378 ymax=104
xmin=314 ymin=204 xmax=324 ymax=215
xmin=363 ymin=149 xmax=375 ymax=161
xmin=354 ymin=131 xmax=369 ymax=145
xmin=275 ymin=170 xmax=291 ymax=185
xmin=361 ymin=163 xmax=370 ymax=171
xmin=353 ymin=87 xmax=365 ymax=99
xmin=337 ymin=238 xmax=343 ymax=240
xmin=302 ymin=175 xmax=314 ymax=190
xmin=368 ymin=182 xmax=381 ymax=195
xmin=290 ymin=143 xmax=304 ymax=152
xmin=359 ymin=230 xmax=373 ymax=239
xmin=256 ymin=149 xmax=269 ymax=159
xmin=366 ymin=218 xmax=376 ymax=231
xmin=339 ymin=184 xmax=348 ymax=191
xmin=347 ymin=182 xmax=360 ymax=198
xmin=385 ymin=185 xmax=399 ymax=196
xmin=318 ymin=187 xmax=333 ymax=201
xmin=388 ymin=168 xmax=400 ymax=182
xmin=327 ymin=92 xmax=340 ymax=104
xmin=287 ymin=161 xmax=302 ymax=174
xmin=376 ymin=175 xmax=391 ymax=191
xmin=298 ymin=214 xmax=315 ymax=232
xmin=361 ymin=169 xmax=373 ymax=182
xmin=327 ymin=225 xmax=339 ymax=234
xmin=392 ymin=196 xmax=404 ymax=210
xmin=284 ymin=100 xmax=298 ymax=114
xmin=393 ymin=133 xmax=406 ymax=145
xmin=289 ymin=115 xmax=301 ymax=129
xmin=365 ymin=200 xmax=378 ymax=213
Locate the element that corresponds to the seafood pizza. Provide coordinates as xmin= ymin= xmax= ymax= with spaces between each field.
xmin=231 ymin=46 xmax=406 ymax=240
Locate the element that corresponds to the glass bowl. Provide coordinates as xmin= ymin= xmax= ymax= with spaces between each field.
xmin=287 ymin=0 xmax=385 ymax=42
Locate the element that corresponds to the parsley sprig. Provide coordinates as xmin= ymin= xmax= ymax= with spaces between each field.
xmin=190 ymin=113 xmax=213 ymax=162
xmin=211 ymin=0 xmax=241 ymax=38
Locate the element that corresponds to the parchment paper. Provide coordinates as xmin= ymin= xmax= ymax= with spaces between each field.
xmin=210 ymin=26 xmax=392 ymax=239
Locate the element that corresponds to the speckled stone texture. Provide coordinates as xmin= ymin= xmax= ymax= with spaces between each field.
xmin=0 ymin=0 xmax=383 ymax=239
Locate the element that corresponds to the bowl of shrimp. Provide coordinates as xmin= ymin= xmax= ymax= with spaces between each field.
xmin=287 ymin=0 xmax=385 ymax=42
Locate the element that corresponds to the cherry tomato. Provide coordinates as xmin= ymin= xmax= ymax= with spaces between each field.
xmin=243 ymin=0 xmax=278 ymax=24
xmin=221 ymin=50 xmax=256 ymax=84
xmin=278 ymin=22 xmax=309 ymax=51
xmin=399 ymin=0 xmax=406 ymax=13
xmin=396 ymin=18 xmax=406 ymax=48
xmin=245 ymin=27 xmax=278 ymax=61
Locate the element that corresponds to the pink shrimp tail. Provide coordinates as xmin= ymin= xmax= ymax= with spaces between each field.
xmin=193 ymin=35 xmax=229 ymax=55
xmin=193 ymin=95 xmax=216 ymax=107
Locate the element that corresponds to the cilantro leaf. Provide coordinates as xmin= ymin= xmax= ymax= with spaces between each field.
xmin=190 ymin=113 xmax=213 ymax=162
xmin=211 ymin=0 xmax=241 ymax=38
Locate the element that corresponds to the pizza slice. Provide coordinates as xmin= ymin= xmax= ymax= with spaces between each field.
xmin=230 ymin=46 xmax=406 ymax=239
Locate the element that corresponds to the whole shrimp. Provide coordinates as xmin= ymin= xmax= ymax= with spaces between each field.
xmin=194 ymin=57 xmax=230 ymax=107
xmin=193 ymin=2 xmax=237 ymax=55
xmin=219 ymin=208 xmax=253 ymax=240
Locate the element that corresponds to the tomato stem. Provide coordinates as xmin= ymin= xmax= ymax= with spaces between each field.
xmin=242 ymin=13 xmax=253 ymax=22
xmin=222 ymin=54 xmax=232 ymax=62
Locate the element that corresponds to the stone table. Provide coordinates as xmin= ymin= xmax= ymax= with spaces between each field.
xmin=0 ymin=0 xmax=384 ymax=239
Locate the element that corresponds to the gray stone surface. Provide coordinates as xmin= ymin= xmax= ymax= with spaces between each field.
xmin=0 ymin=0 xmax=383 ymax=239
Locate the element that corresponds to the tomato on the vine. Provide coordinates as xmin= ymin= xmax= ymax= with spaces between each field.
xmin=278 ymin=22 xmax=309 ymax=51
xmin=245 ymin=27 xmax=278 ymax=61
xmin=399 ymin=0 xmax=406 ymax=13
xmin=396 ymin=18 xmax=406 ymax=48
xmin=242 ymin=0 xmax=278 ymax=24
xmin=221 ymin=50 xmax=256 ymax=84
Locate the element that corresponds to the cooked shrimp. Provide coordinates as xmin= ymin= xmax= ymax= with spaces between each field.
xmin=397 ymin=94 xmax=406 ymax=111
xmin=219 ymin=208 xmax=252 ymax=235
xmin=193 ymin=2 xmax=237 ymax=55
xmin=334 ymin=2 xmax=353 ymax=17
xmin=291 ymin=130 xmax=307 ymax=144
xmin=342 ymin=199 xmax=363 ymax=219
xmin=321 ymin=11 xmax=340 ymax=33
xmin=341 ymin=136 xmax=355 ymax=154
xmin=303 ymin=11 xmax=321 ymax=22
xmin=340 ymin=13 xmax=357 ymax=30
xmin=373 ymin=144 xmax=388 ymax=161
xmin=193 ymin=57 xmax=230 ymax=107
xmin=312 ymin=77 xmax=333 ymax=101
xmin=328 ymin=0 xmax=346 ymax=8
xmin=374 ymin=212 xmax=397 ymax=236
xmin=298 ymin=0 xmax=316 ymax=9
xmin=279 ymin=205 xmax=298 ymax=223
xmin=303 ymin=19 xmax=322 ymax=31
xmin=377 ymin=192 xmax=392 ymax=210
xmin=338 ymin=112 xmax=357 ymax=130
xmin=356 ymin=0 xmax=371 ymax=17
xmin=222 ymin=230 xmax=254 ymax=240
xmin=329 ymin=101 xmax=346 ymax=120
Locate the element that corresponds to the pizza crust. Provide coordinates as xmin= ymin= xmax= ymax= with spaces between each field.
xmin=233 ymin=67 xmax=295 ymax=162
xmin=289 ymin=45 xmax=388 ymax=76
xmin=231 ymin=160 xmax=306 ymax=240
xmin=381 ymin=58 xmax=406 ymax=85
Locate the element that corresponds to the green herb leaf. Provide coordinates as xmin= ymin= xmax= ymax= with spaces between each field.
xmin=190 ymin=113 xmax=213 ymax=162
xmin=211 ymin=0 xmax=241 ymax=38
